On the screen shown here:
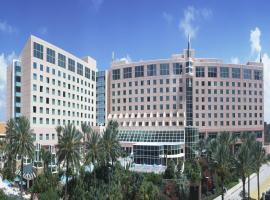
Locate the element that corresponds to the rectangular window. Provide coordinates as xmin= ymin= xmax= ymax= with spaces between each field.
xmin=254 ymin=70 xmax=263 ymax=80
xmin=33 ymin=42 xmax=43 ymax=59
xmin=196 ymin=66 xmax=205 ymax=77
xmin=232 ymin=68 xmax=241 ymax=78
xmin=92 ymin=70 xmax=95 ymax=81
xmin=208 ymin=66 xmax=217 ymax=77
xmin=85 ymin=67 xmax=91 ymax=79
xmin=220 ymin=67 xmax=229 ymax=78
xmin=77 ymin=63 xmax=83 ymax=76
xmin=173 ymin=63 xmax=182 ymax=75
xmin=46 ymin=48 xmax=55 ymax=64
xmin=135 ymin=65 xmax=144 ymax=77
xmin=243 ymin=69 xmax=252 ymax=80
xmin=112 ymin=69 xmax=120 ymax=80
xmin=160 ymin=63 xmax=169 ymax=75
xmin=68 ymin=58 xmax=75 ymax=72
xmin=58 ymin=53 xmax=66 ymax=68
xmin=147 ymin=64 xmax=156 ymax=76
xmin=123 ymin=67 xmax=132 ymax=79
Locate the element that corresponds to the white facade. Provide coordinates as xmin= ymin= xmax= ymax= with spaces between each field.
xmin=7 ymin=35 xmax=97 ymax=146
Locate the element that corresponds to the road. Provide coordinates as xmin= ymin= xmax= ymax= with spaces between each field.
xmin=214 ymin=163 xmax=270 ymax=200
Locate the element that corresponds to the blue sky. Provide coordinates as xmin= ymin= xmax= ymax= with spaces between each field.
xmin=0 ymin=0 xmax=270 ymax=122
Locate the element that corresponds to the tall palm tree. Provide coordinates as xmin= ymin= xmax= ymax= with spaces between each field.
xmin=57 ymin=124 xmax=82 ymax=200
xmin=234 ymin=142 xmax=252 ymax=200
xmin=252 ymin=141 xmax=267 ymax=200
xmin=81 ymin=122 xmax=91 ymax=159
xmin=40 ymin=147 xmax=52 ymax=174
xmin=5 ymin=118 xmax=17 ymax=176
xmin=12 ymin=116 xmax=35 ymax=198
xmin=241 ymin=132 xmax=256 ymax=199
xmin=85 ymin=130 xmax=100 ymax=165
xmin=101 ymin=121 xmax=121 ymax=167
xmin=208 ymin=133 xmax=234 ymax=200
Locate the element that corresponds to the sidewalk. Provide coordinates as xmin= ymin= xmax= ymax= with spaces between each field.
xmin=214 ymin=164 xmax=270 ymax=200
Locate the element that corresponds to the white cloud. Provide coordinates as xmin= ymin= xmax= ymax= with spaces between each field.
xmin=162 ymin=12 xmax=173 ymax=24
xmin=0 ymin=52 xmax=17 ymax=121
xmin=0 ymin=20 xmax=16 ymax=34
xmin=179 ymin=6 xmax=212 ymax=39
xmin=250 ymin=27 xmax=261 ymax=56
xmin=249 ymin=27 xmax=270 ymax=122
xmin=230 ymin=57 xmax=240 ymax=64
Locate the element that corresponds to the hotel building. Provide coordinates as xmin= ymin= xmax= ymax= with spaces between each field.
xmin=108 ymin=42 xmax=264 ymax=165
xmin=7 ymin=35 xmax=97 ymax=170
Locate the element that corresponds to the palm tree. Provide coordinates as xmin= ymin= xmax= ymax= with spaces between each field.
xmin=176 ymin=173 xmax=190 ymax=200
xmin=208 ymin=133 xmax=234 ymax=200
xmin=241 ymin=132 xmax=256 ymax=199
xmin=101 ymin=121 xmax=122 ymax=167
xmin=252 ymin=141 xmax=267 ymax=200
xmin=81 ymin=122 xmax=91 ymax=159
xmin=85 ymin=130 xmax=100 ymax=185
xmin=57 ymin=124 xmax=82 ymax=200
xmin=234 ymin=141 xmax=252 ymax=200
xmin=11 ymin=116 xmax=35 ymax=198
xmin=5 ymin=118 xmax=17 ymax=176
xmin=40 ymin=147 xmax=52 ymax=174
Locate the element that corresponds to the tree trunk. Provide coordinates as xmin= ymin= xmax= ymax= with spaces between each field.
xmin=20 ymin=156 xmax=23 ymax=199
xmin=221 ymin=176 xmax=224 ymax=200
xmin=248 ymin=175 xmax=250 ymax=199
xmin=257 ymin=171 xmax=260 ymax=200
xmin=65 ymin=158 xmax=69 ymax=200
xmin=242 ymin=177 xmax=246 ymax=200
xmin=83 ymin=132 xmax=85 ymax=160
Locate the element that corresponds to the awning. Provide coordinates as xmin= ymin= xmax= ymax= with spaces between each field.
xmin=15 ymin=164 xmax=36 ymax=180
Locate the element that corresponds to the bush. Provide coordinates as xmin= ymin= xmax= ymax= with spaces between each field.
xmin=39 ymin=188 xmax=59 ymax=200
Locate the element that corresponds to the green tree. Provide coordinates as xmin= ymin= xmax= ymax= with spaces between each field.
xmin=11 ymin=116 xmax=35 ymax=198
xmin=40 ymin=147 xmax=52 ymax=174
xmin=252 ymin=141 xmax=267 ymax=200
xmin=176 ymin=174 xmax=190 ymax=200
xmin=139 ymin=180 xmax=159 ymax=200
xmin=235 ymin=142 xmax=252 ymax=200
xmin=5 ymin=118 xmax=17 ymax=178
xmin=57 ymin=124 xmax=82 ymax=200
xmin=208 ymin=133 xmax=234 ymax=200
xmin=164 ymin=160 xmax=176 ymax=179
xmin=100 ymin=120 xmax=122 ymax=167
xmin=81 ymin=122 xmax=91 ymax=160
xmin=184 ymin=159 xmax=201 ymax=200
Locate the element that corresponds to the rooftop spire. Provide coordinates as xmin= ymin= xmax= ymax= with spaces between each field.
xmin=260 ymin=51 xmax=262 ymax=63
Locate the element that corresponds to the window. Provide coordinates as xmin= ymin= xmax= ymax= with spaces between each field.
xmin=173 ymin=63 xmax=182 ymax=75
xmin=77 ymin=63 xmax=83 ymax=76
xmin=46 ymin=48 xmax=55 ymax=64
xmin=160 ymin=63 xmax=169 ymax=75
xmin=196 ymin=67 xmax=205 ymax=77
xmin=58 ymin=53 xmax=66 ymax=68
xmin=243 ymin=69 xmax=252 ymax=80
xmin=232 ymin=68 xmax=241 ymax=78
xmin=68 ymin=58 xmax=75 ymax=72
xmin=123 ymin=67 xmax=132 ymax=79
xmin=135 ymin=65 xmax=144 ymax=77
xmin=220 ymin=67 xmax=229 ymax=78
xmin=208 ymin=66 xmax=217 ymax=77
xmin=33 ymin=42 xmax=43 ymax=59
xmin=147 ymin=64 xmax=156 ymax=76
xmin=92 ymin=70 xmax=95 ymax=81
xmin=254 ymin=70 xmax=263 ymax=80
xmin=112 ymin=69 xmax=120 ymax=80
xmin=85 ymin=67 xmax=91 ymax=79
